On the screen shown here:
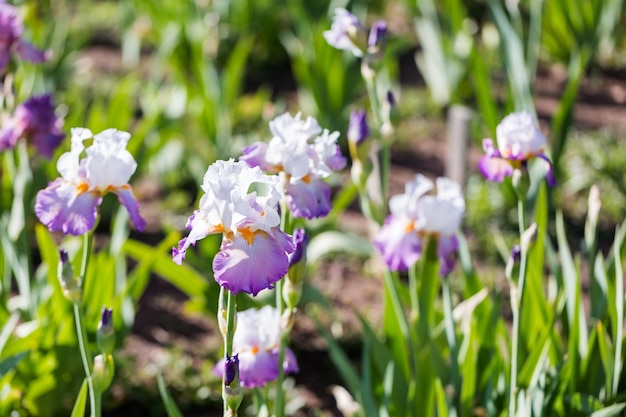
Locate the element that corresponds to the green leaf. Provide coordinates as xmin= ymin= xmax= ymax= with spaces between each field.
xmin=0 ymin=350 xmax=28 ymax=379
xmin=70 ymin=379 xmax=88 ymax=417
xmin=157 ymin=373 xmax=184 ymax=417
xmin=590 ymin=403 xmax=626 ymax=417
xmin=307 ymin=231 xmax=373 ymax=263
xmin=556 ymin=211 xmax=588 ymax=359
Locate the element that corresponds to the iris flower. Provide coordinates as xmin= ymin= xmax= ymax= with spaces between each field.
xmin=215 ymin=306 xmax=298 ymax=388
xmin=374 ymin=174 xmax=465 ymax=275
xmin=172 ymin=159 xmax=295 ymax=296
xmin=35 ymin=128 xmax=145 ymax=236
xmin=240 ymin=112 xmax=346 ymax=219
xmin=0 ymin=2 xmax=49 ymax=73
xmin=0 ymin=94 xmax=64 ymax=157
xmin=478 ymin=111 xmax=555 ymax=185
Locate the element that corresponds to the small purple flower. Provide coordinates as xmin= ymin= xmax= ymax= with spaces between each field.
xmin=347 ymin=109 xmax=369 ymax=145
xmin=0 ymin=3 xmax=49 ymax=73
xmin=0 ymin=94 xmax=64 ymax=157
xmin=35 ymin=128 xmax=146 ymax=236
xmin=478 ymin=111 xmax=555 ymax=185
xmin=172 ymin=159 xmax=295 ymax=296
xmin=374 ymin=174 xmax=465 ymax=275
xmin=368 ymin=20 xmax=387 ymax=49
xmin=240 ymin=112 xmax=346 ymax=219
xmin=323 ymin=8 xmax=367 ymax=57
xmin=214 ymin=306 xmax=298 ymax=388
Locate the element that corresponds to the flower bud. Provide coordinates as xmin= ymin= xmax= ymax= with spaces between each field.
xmin=222 ymin=354 xmax=243 ymax=413
xmin=505 ymin=244 xmax=521 ymax=281
xmin=224 ymin=354 xmax=239 ymax=386
xmin=368 ymin=20 xmax=387 ymax=51
xmin=381 ymin=91 xmax=399 ymax=136
xmin=57 ymin=249 xmax=81 ymax=302
xmin=97 ymin=307 xmax=115 ymax=355
xmin=348 ymin=109 xmax=369 ymax=145
xmin=92 ymin=354 xmax=114 ymax=394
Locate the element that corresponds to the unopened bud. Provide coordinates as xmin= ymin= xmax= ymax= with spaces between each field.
xmin=92 ymin=354 xmax=114 ymax=394
xmin=97 ymin=307 xmax=115 ymax=355
xmin=348 ymin=109 xmax=369 ymax=145
xmin=222 ymin=354 xmax=243 ymax=412
xmin=224 ymin=354 xmax=239 ymax=386
xmin=57 ymin=250 xmax=81 ymax=302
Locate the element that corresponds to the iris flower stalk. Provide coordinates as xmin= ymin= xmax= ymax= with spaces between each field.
xmin=478 ymin=111 xmax=553 ymax=416
xmin=324 ymin=9 xmax=392 ymax=229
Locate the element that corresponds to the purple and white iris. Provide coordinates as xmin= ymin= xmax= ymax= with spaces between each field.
xmin=374 ymin=174 xmax=465 ymax=275
xmin=0 ymin=94 xmax=64 ymax=157
xmin=35 ymin=128 xmax=146 ymax=236
xmin=0 ymin=2 xmax=49 ymax=73
xmin=172 ymin=159 xmax=296 ymax=296
xmin=240 ymin=112 xmax=346 ymax=219
xmin=215 ymin=306 xmax=299 ymax=388
xmin=478 ymin=111 xmax=555 ymax=185
xmin=323 ymin=8 xmax=367 ymax=57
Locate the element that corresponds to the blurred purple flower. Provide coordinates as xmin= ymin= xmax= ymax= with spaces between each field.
xmin=215 ymin=306 xmax=298 ymax=388
xmin=0 ymin=2 xmax=49 ymax=73
xmin=478 ymin=111 xmax=555 ymax=185
xmin=323 ymin=8 xmax=366 ymax=57
xmin=240 ymin=112 xmax=346 ymax=219
xmin=0 ymin=94 xmax=64 ymax=157
xmin=35 ymin=128 xmax=146 ymax=236
xmin=374 ymin=174 xmax=465 ymax=275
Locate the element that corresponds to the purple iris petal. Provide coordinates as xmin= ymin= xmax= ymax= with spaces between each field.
xmin=373 ymin=216 xmax=422 ymax=271
xmin=213 ymin=229 xmax=294 ymax=296
xmin=0 ymin=3 xmax=49 ymax=73
xmin=537 ymin=153 xmax=556 ymax=186
xmin=0 ymin=121 xmax=18 ymax=151
xmin=0 ymin=94 xmax=65 ymax=157
xmin=15 ymin=40 xmax=49 ymax=63
xmin=172 ymin=237 xmax=189 ymax=265
xmin=288 ymin=228 xmax=308 ymax=266
xmin=34 ymin=179 xmax=101 ymax=236
xmin=437 ymin=235 xmax=459 ymax=276
xmin=285 ymin=178 xmax=332 ymax=219
xmin=114 ymin=186 xmax=146 ymax=231
xmin=478 ymin=155 xmax=514 ymax=182
xmin=240 ymin=142 xmax=273 ymax=171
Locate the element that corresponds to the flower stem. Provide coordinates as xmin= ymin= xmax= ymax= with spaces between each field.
xmin=221 ymin=288 xmax=240 ymax=417
xmin=509 ymin=197 xmax=529 ymax=417
xmin=74 ymin=303 xmax=99 ymax=417
xmin=74 ymin=232 xmax=100 ymax=417
xmin=274 ymin=278 xmax=287 ymax=417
